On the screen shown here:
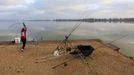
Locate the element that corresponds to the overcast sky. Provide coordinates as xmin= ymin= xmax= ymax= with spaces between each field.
xmin=0 ymin=0 xmax=134 ymax=20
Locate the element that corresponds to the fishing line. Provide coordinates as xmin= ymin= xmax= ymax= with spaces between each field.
xmin=95 ymin=34 xmax=128 ymax=50
xmin=9 ymin=22 xmax=38 ymax=41
xmin=7 ymin=22 xmax=24 ymax=40
xmin=8 ymin=22 xmax=22 ymax=30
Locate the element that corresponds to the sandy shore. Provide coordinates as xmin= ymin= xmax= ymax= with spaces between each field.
xmin=0 ymin=39 xmax=134 ymax=75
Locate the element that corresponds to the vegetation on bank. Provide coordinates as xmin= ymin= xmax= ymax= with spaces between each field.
xmin=53 ymin=18 xmax=134 ymax=23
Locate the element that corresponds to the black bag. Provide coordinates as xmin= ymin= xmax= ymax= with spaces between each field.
xmin=77 ymin=45 xmax=94 ymax=57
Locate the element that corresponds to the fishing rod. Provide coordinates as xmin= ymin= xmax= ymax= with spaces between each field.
xmin=66 ymin=8 xmax=90 ymax=39
xmin=51 ymin=34 xmax=129 ymax=69
xmin=52 ymin=55 xmax=79 ymax=69
xmin=54 ymin=11 xmax=89 ymax=51
xmin=37 ymin=1 xmax=92 ymax=65
xmin=53 ymin=0 xmax=91 ymax=50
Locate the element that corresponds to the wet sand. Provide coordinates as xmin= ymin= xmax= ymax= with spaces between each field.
xmin=0 ymin=39 xmax=134 ymax=75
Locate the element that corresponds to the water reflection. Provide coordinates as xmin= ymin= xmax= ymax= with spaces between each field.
xmin=0 ymin=21 xmax=134 ymax=57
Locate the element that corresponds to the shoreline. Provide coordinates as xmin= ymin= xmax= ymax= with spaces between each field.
xmin=0 ymin=39 xmax=102 ymax=45
xmin=0 ymin=39 xmax=133 ymax=60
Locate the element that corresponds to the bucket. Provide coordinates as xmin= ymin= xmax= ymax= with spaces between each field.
xmin=14 ymin=37 xmax=20 ymax=44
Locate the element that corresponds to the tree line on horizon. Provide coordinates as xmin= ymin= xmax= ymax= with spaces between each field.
xmin=53 ymin=18 xmax=134 ymax=23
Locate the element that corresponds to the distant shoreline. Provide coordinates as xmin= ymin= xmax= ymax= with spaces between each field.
xmin=53 ymin=18 xmax=134 ymax=23
xmin=0 ymin=18 xmax=134 ymax=23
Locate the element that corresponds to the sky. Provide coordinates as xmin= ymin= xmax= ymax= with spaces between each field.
xmin=0 ymin=0 xmax=134 ymax=20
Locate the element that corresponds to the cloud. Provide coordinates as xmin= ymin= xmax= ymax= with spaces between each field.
xmin=0 ymin=0 xmax=23 ymax=5
xmin=0 ymin=0 xmax=134 ymax=19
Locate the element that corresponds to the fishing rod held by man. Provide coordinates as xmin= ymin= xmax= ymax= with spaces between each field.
xmin=20 ymin=22 xmax=27 ymax=52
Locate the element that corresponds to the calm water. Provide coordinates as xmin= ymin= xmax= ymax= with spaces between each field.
xmin=0 ymin=21 xmax=134 ymax=57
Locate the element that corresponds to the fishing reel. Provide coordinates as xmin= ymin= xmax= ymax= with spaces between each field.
xmin=53 ymin=46 xmax=74 ymax=56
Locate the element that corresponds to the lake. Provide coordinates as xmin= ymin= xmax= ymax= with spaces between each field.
xmin=0 ymin=21 xmax=134 ymax=57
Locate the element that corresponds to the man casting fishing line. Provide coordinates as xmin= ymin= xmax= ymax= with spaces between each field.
xmin=21 ymin=23 xmax=27 ymax=52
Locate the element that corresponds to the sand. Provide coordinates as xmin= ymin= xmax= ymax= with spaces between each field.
xmin=0 ymin=39 xmax=134 ymax=75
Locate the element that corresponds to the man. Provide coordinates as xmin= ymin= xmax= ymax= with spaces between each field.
xmin=21 ymin=22 xmax=27 ymax=52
